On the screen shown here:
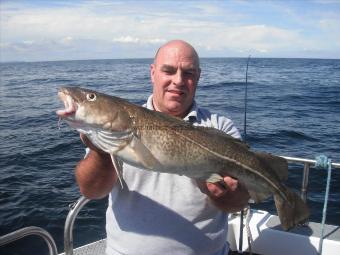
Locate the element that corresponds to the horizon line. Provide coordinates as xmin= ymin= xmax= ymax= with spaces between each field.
xmin=2 ymin=56 xmax=340 ymax=64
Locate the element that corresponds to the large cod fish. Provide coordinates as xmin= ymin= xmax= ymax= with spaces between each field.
xmin=56 ymin=87 xmax=309 ymax=230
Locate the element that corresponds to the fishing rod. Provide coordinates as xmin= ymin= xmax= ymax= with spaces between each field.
xmin=243 ymin=55 xmax=251 ymax=144
xmin=238 ymin=55 xmax=251 ymax=254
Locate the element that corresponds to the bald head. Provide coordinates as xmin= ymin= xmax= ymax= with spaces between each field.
xmin=154 ymin=40 xmax=200 ymax=68
xmin=150 ymin=40 xmax=201 ymax=118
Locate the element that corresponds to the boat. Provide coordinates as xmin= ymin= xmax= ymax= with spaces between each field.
xmin=1 ymin=155 xmax=339 ymax=255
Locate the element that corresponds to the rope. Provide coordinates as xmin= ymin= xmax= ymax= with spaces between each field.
xmin=315 ymin=155 xmax=332 ymax=255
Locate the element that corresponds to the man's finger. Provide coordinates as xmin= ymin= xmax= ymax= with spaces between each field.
xmin=223 ymin=176 xmax=238 ymax=192
xmin=197 ymin=176 xmax=240 ymax=198
xmin=206 ymin=182 xmax=227 ymax=197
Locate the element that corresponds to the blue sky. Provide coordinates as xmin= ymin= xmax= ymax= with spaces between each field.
xmin=1 ymin=0 xmax=340 ymax=62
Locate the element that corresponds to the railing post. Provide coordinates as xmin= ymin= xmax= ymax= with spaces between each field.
xmin=64 ymin=196 xmax=91 ymax=255
xmin=301 ymin=162 xmax=310 ymax=203
xmin=0 ymin=226 xmax=58 ymax=255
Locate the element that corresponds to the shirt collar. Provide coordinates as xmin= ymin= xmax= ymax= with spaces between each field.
xmin=146 ymin=95 xmax=198 ymax=122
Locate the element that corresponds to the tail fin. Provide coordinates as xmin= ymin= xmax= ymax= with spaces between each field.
xmin=274 ymin=186 xmax=309 ymax=231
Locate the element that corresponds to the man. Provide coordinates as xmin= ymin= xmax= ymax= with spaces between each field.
xmin=76 ymin=40 xmax=249 ymax=255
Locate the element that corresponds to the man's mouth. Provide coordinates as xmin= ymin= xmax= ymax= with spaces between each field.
xmin=167 ymin=89 xmax=185 ymax=96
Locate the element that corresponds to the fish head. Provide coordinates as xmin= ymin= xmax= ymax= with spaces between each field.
xmin=56 ymin=87 xmax=132 ymax=132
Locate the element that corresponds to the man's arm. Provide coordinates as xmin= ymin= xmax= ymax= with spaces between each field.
xmin=75 ymin=134 xmax=117 ymax=199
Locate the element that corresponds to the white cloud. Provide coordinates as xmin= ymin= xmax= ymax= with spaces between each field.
xmin=318 ymin=18 xmax=340 ymax=31
xmin=148 ymin=38 xmax=167 ymax=44
xmin=112 ymin=36 xmax=166 ymax=45
xmin=22 ymin=40 xmax=35 ymax=45
xmin=113 ymin=36 xmax=140 ymax=44
xmin=59 ymin=36 xmax=73 ymax=45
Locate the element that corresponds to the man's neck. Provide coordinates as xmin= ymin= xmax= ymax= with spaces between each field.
xmin=151 ymin=98 xmax=192 ymax=119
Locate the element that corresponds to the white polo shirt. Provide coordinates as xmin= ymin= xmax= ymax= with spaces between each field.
xmin=105 ymin=95 xmax=241 ymax=255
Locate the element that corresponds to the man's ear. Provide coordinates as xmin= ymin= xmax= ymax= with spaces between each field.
xmin=197 ymin=67 xmax=201 ymax=82
xmin=150 ymin=64 xmax=155 ymax=84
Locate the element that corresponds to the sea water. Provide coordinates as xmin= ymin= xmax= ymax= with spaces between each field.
xmin=1 ymin=58 xmax=339 ymax=254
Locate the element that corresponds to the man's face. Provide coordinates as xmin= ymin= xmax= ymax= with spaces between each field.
xmin=150 ymin=42 xmax=201 ymax=118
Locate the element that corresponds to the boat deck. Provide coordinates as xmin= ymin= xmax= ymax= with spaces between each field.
xmin=227 ymin=209 xmax=340 ymax=255
xmin=58 ymin=209 xmax=340 ymax=255
xmin=59 ymin=239 xmax=106 ymax=255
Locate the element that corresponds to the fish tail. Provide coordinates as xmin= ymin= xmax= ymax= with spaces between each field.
xmin=274 ymin=186 xmax=309 ymax=231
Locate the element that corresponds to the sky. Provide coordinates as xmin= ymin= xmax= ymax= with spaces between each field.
xmin=1 ymin=0 xmax=340 ymax=62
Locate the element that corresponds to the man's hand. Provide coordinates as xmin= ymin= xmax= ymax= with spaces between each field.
xmin=197 ymin=176 xmax=250 ymax=213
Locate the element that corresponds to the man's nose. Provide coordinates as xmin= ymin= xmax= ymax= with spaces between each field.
xmin=173 ymin=70 xmax=184 ymax=86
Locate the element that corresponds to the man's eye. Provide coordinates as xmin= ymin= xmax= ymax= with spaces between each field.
xmin=163 ymin=69 xmax=175 ymax=74
xmin=184 ymin=71 xmax=195 ymax=76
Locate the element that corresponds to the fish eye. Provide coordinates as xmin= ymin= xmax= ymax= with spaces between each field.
xmin=86 ymin=93 xmax=96 ymax=101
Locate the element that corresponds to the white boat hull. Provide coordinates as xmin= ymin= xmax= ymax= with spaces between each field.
xmin=228 ymin=209 xmax=340 ymax=255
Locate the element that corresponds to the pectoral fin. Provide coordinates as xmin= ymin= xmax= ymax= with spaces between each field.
xmin=117 ymin=135 xmax=162 ymax=170
xmin=87 ymin=129 xmax=132 ymax=154
xmin=94 ymin=129 xmax=161 ymax=171
xmin=110 ymin=154 xmax=124 ymax=189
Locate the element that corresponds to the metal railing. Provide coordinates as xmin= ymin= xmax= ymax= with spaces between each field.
xmin=281 ymin=156 xmax=340 ymax=202
xmin=0 ymin=226 xmax=58 ymax=255
xmin=62 ymin=155 xmax=340 ymax=254
xmin=64 ymin=196 xmax=91 ymax=255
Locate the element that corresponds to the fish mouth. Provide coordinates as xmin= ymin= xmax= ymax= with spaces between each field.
xmin=56 ymin=90 xmax=77 ymax=118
